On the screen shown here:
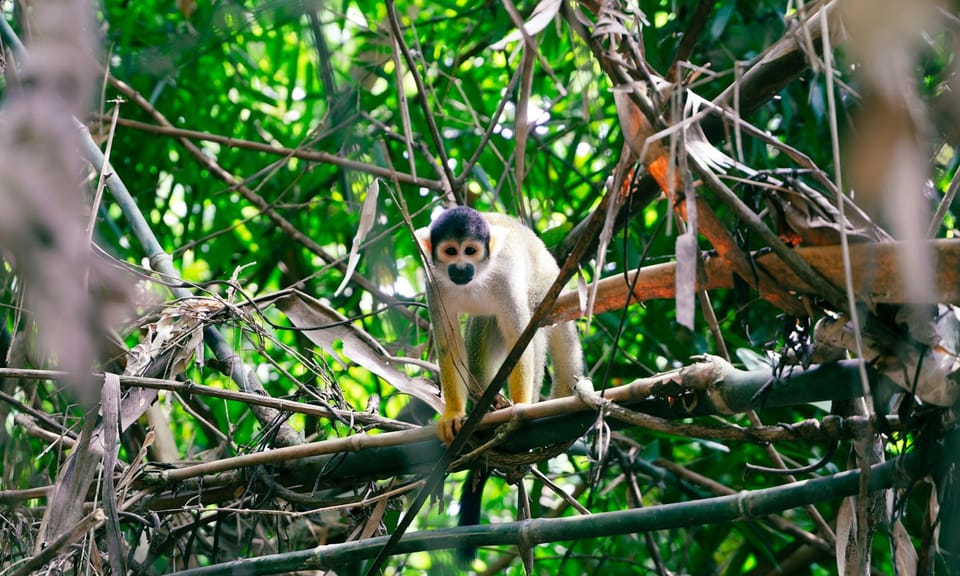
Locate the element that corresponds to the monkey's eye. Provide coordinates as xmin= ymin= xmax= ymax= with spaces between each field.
xmin=443 ymin=246 xmax=458 ymax=257
xmin=461 ymin=241 xmax=485 ymax=258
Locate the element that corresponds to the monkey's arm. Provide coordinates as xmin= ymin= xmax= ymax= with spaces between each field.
xmin=490 ymin=273 xmax=545 ymax=407
xmin=498 ymin=313 xmax=537 ymax=406
xmin=430 ymin=289 xmax=469 ymax=444
xmin=548 ymin=321 xmax=586 ymax=398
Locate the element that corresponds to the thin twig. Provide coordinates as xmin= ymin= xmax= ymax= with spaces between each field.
xmin=8 ymin=510 xmax=105 ymax=576
xmin=106 ymin=74 xmax=408 ymax=314
xmin=666 ymin=0 xmax=716 ymax=81
xmin=93 ymin=114 xmax=442 ymax=190
xmin=389 ymin=24 xmax=420 ymax=186
xmin=384 ymin=0 xmax=458 ymax=201
xmin=455 ymin=66 xmax=522 ymax=188
xmin=86 ymin=100 xmax=122 ymax=245
xmin=499 ymin=0 xmax=567 ymax=96
xmin=819 ymin=10 xmax=872 ymax=570
xmin=529 ymin=467 xmax=590 ymax=515
xmin=0 ymin=367 xmax=414 ymax=432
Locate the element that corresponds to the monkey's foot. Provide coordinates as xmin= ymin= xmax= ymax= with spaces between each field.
xmin=491 ymin=395 xmax=511 ymax=411
xmin=437 ymin=413 xmax=465 ymax=445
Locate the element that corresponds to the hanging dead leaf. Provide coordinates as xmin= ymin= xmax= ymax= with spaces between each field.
xmin=335 ymin=179 xmax=380 ymax=297
xmin=836 ymin=496 xmax=860 ymax=575
xmin=277 ymin=289 xmax=444 ymax=414
xmin=613 ymin=88 xmax=677 ymax=196
xmin=675 ymin=232 xmax=697 ymax=330
xmin=892 ymin=519 xmax=918 ymax=576
xmin=489 ymin=0 xmax=562 ymax=51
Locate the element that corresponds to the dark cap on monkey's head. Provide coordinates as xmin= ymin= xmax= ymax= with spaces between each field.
xmin=429 ymin=207 xmax=490 ymax=258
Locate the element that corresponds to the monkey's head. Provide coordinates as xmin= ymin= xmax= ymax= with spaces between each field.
xmin=416 ymin=206 xmax=491 ymax=285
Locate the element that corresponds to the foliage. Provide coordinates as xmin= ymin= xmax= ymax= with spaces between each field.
xmin=1 ymin=0 xmax=959 ymax=574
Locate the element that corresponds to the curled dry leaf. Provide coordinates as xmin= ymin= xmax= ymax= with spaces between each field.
xmin=121 ymin=298 xmax=218 ymax=432
xmin=126 ymin=299 xmax=216 ymax=379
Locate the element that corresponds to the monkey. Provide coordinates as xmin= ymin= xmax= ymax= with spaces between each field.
xmin=415 ymin=206 xmax=585 ymax=445
xmin=416 ymin=206 xmax=588 ymax=565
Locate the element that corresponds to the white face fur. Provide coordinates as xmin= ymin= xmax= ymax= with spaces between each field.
xmin=433 ymin=237 xmax=488 ymax=286
xmin=416 ymin=207 xmax=505 ymax=316
xmin=417 ymin=206 xmax=493 ymax=288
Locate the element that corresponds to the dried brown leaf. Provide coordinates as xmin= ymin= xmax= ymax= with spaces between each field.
xmin=836 ymin=496 xmax=859 ymax=576
xmin=278 ymin=289 xmax=444 ymax=414
xmin=335 ymin=179 xmax=380 ymax=298
xmin=489 ymin=0 xmax=561 ymax=50
xmin=892 ymin=519 xmax=918 ymax=576
xmin=101 ymin=373 xmax=125 ymax=575
xmin=675 ymin=232 xmax=697 ymax=330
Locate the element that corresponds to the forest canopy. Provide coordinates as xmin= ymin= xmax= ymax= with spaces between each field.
xmin=1 ymin=0 xmax=960 ymax=574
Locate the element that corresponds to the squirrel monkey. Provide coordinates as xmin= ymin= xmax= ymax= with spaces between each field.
xmin=416 ymin=206 xmax=585 ymax=445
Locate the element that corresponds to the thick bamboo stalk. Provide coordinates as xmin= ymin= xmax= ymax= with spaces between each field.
xmin=550 ymin=240 xmax=960 ymax=323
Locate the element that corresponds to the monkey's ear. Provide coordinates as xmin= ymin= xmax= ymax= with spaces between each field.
xmin=487 ymin=224 xmax=506 ymax=258
xmin=415 ymin=226 xmax=432 ymax=258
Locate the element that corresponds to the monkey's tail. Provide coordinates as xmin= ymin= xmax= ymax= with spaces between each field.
xmin=456 ymin=468 xmax=489 ymax=566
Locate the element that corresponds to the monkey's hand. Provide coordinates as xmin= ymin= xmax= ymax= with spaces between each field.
xmin=437 ymin=408 xmax=466 ymax=445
